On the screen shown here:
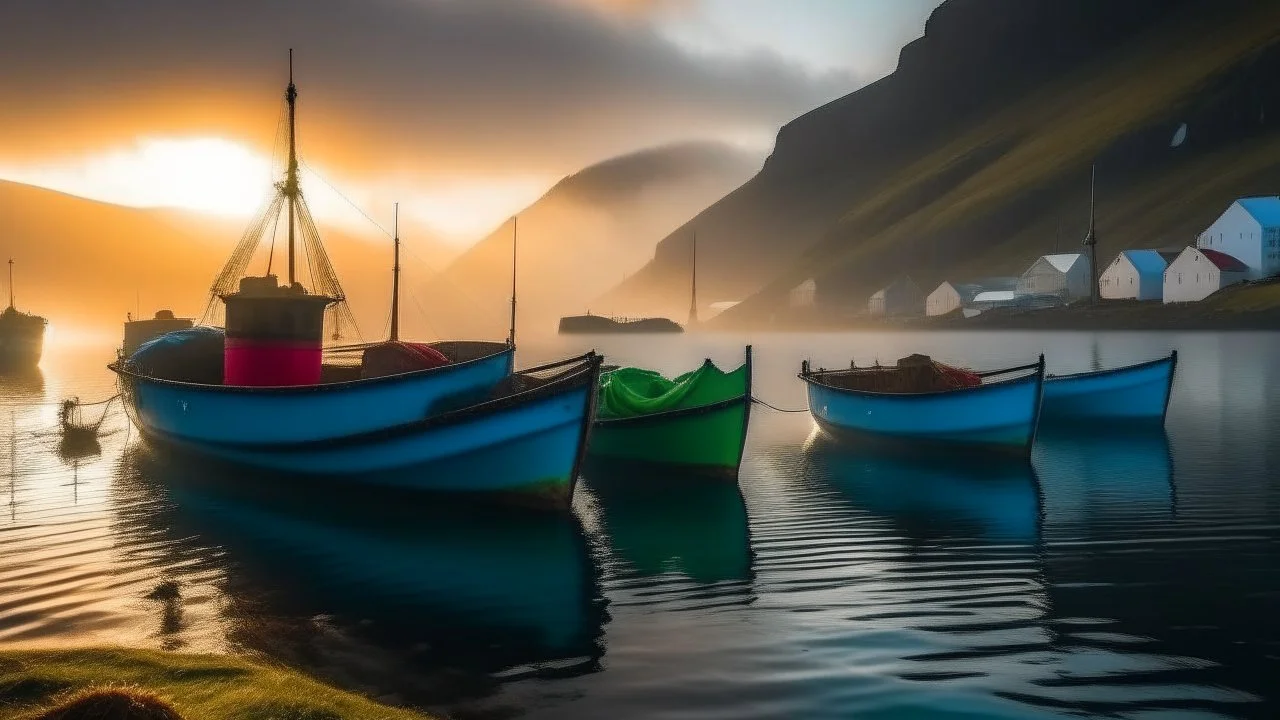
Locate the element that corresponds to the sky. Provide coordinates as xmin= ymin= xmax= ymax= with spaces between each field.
xmin=0 ymin=0 xmax=939 ymax=245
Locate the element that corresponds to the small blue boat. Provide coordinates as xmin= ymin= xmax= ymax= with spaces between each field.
xmin=1041 ymin=351 xmax=1177 ymax=426
xmin=799 ymin=354 xmax=1045 ymax=456
xmin=131 ymin=353 xmax=602 ymax=509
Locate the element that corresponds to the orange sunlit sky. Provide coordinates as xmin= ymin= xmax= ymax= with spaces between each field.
xmin=0 ymin=0 xmax=938 ymax=342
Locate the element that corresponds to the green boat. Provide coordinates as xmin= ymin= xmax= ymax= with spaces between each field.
xmin=587 ymin=346 xmax=752 ymax=478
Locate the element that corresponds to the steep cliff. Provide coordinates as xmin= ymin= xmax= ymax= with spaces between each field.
xmin=598 ymin=0 xmax=1280 ymax=326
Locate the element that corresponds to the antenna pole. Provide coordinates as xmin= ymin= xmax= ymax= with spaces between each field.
xmin=1086 ymin=163 xmax=1099 ymax=303
xmin=390 ymin=203 xmax=401 ymax=342
xmin=508 ymin=216 xmax=518 ymax=347
xmin=285 ymin=48 xmax=299 ymax=286
xmin=688 ymin=232 xmax=698 ymax=327
xmin=6 ymin=259 xmax=13 ymax=310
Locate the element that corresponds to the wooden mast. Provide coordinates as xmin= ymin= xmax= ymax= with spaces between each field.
xmin=1085 ymin=163 xmax=1099 ymax=304
xmin=508 ymin=216 xmax=518 ymax=347
xmin=6 ymin=259 xmax=13 ymax=310
xmin=390 ymin=203 xmax=401 ymax=342
xmin=687 ymin=232 xmax=698 ymax=327
xmin=285 ymin=49 xmax=299 ymax=287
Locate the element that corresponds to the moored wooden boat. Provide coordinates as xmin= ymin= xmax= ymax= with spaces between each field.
xmin=1041 ymin=351 xmax=1176 ymax=426
xmin=111 ymin=55 xmax=521 ymax=455
xmin=586 ymin=346 xmax=752 ymax=478
xmin=799 ymin=353 xmax=1045 ymax=456
xmin=0 ymin=260 xmax=46 ymax=371
xmin=131 ymin=352 xmax=601 ymax=509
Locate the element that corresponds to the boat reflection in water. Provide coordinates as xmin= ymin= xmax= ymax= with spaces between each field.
xmin=112 ymin=446 xmax=607 ymax=707
xmin=801 ymin=431 xmax=1042 ymax=543
xmin=581 ymin=461 xmax=754 ymax=585
xmin=1033 ymin=426 xmax=1175 ymax=522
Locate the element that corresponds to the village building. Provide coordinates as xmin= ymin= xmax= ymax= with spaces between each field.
xmin=1195 ymin=196 xmax=1280 ymax=279
xmin=1099 ymin=249 xmax=1172 ymax=301
xmin=789 ymin=278 xmax=817 ymax=308
xmin=964 ymin=290 xmax=1020 ymax=317
xmin=1015 ymin=253 xmax=1092 ymax=300
xmin=1163 ymin=247 xmax=1249 ymax=304
xmin=925 ymin=281 xmax=980 ymax=316
xmin=868 ymin=276 xmax=924 ymax=316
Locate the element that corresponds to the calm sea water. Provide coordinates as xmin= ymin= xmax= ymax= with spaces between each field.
xmin=2 ymin=331 xmax=1278 ymax=719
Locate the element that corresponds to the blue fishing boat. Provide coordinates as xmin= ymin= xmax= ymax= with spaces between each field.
xmin=799 ymin=353 xmax=1045 ymax=456
xmin=1041 ymin=351 xmax=1177 ymax=426
xmin=111 ymin=54 xmax=522 ymax=453
xmin=129 ymin=353 xmax=601 ymax=509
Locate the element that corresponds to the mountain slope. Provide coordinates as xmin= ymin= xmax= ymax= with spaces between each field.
xmin=417 ymin=142 xmax=757 ymax=339
xmin=598 ymin=0 xmax=1280 ymax=326
xmin=0 ymin=180 xmax=435 ymax=339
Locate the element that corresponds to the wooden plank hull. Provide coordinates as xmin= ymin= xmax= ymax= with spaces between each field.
xmin=1042 ymin=351 xmax=1177 ymax=426
xmin=113 ymin=346 xmax=514 ymax=446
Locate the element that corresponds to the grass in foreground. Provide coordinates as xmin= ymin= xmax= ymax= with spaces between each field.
xmin=0 ymin=648 xmax=436 ymax=720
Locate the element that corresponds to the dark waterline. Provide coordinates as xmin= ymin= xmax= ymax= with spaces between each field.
xmin=1 ymin=331 xmax=1278 ymax=719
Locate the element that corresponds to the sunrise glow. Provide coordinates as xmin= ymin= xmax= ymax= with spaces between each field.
xmin=0 ymin=137 xmax=274 ymax=217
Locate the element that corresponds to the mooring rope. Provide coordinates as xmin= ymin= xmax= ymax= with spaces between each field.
xmin=750 ymin=396 xmax=809 ymax=413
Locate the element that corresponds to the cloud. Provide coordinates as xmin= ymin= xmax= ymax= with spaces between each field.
xmin=0 ymin=0 xmax=853 ymax=183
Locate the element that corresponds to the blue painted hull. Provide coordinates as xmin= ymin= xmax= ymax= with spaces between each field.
xmin=124 ymin=353 xmax=601 ymax=509
xmin=801 ymin=360 xmax=1044 ymax=456
xmin=1042 ymin=351 xmax=1176 ymax=425
xmin=114 ymin=346 xmax=513 ymax=446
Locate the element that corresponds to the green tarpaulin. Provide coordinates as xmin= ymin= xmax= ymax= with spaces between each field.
xmin=597 ymin=361 xmax=747 ymax=419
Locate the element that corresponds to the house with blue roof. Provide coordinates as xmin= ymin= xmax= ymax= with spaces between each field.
xmin=1099 ymin=249 xmax=1174 ymax=301
xmin=1196 ymin=196 xmax=1280 ymax=278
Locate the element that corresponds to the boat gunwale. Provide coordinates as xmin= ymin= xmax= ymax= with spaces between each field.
xmin=593 ymin=346 xmax=753 ymax=428
xmin=797 ymin=357 xmax=1043 ymax=400
xmin=107 ymin=341 xmax=514 ymax=395
xmin=131 ymin=352 xmax=601 ymax=453
xmin=1044 ymin=350 xmax=1176 ymax=382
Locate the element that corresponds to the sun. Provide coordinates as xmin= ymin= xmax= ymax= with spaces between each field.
xmin=0 ymin=136 xmax=273 ymax=217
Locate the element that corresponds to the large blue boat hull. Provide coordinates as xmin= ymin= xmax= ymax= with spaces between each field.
xmin=1041 ymin=351 xmax=1176 ymax=425
xmin=802 ymin=364 xmax=1044 ymax=456
xmin=115 ymin=347 xmax=513 ymax=446
xmin=156 ymin=386 xmax=592 ymax=503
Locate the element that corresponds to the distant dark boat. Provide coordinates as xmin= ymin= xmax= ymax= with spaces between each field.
xmin=558 ymin=314 xmax=683 ymax=334
xmin=558 ymin=230 xmax=699 ymax=335
xmin=0 ymin=259 xmax=46 ymax=370
xmin=122 ymin=309 xmax=194 ymax=357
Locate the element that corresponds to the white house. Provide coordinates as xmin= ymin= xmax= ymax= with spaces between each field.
xmin=1099 ymin=249 xmax=1170 ymax=301
xmin=869 ymin=276 xmax=924 ymax=317
xmin=1163 ymin=247 xmax=1249 ymax=304
xmin=1196 ymin=196 xmax=1280 ymax=279
xmin=926 ymin=281 xmax=980 ymax=316
xmin=1016 ymin=253 xmax=1092 ymax=300
xmin=789 ymin=278 xmax=817 ymax=308
xmin=964 ymin=290 xmax=1019 ymax=317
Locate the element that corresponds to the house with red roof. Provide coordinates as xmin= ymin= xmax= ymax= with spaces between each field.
xmin=1196 ymin=196 xmax=1280 ymax=279
xmin=1163 ymin=247 xmax=1249 ymax=304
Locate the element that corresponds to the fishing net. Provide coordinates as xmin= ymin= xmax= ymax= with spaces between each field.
xmin=825 ymin=354 xmax=982 ymax=394
xmin=123 ymin=326 xmax=226 ymax=384
xmin=597 ymin=361 xmax=747 ymax=419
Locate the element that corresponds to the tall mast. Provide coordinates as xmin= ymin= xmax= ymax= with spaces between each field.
xmin=1085 ymin=163 xmax=1099 ymax=303
xmin=687 ymin=232 xmax=698 ymax=326
xmin=6 ymin=259 xmax=13 ymax=310
xmin=285 ymin=49 xmax=299 ymax=286
xmin=390 ymin=203 xmax=401 ymax=342
xmin=508 ymin=216 xmax=518 ymax=347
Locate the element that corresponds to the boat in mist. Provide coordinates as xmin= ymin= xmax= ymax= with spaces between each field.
xmin=1041 ymin=351 xmax=1177 ymax=426
xmin=0 ymin=259 xmax=46 ymax=370
xmin=558 ymin=231 xmax=699 ymax=334
xmin=799 ymin=353 xmax=1046 ymax=457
